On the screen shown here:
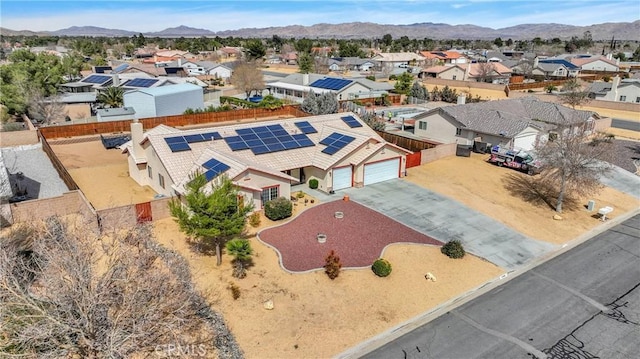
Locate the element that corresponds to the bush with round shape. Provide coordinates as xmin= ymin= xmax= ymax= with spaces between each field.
xmin=441 ymin=240 xmax=465 ymax=259
xmin=309 ymin=178 xmax=319 ymax=189
xmin=264 ymin=197 xmax=292 ymax=221
xmin=371 ymin=258 xmax=392 ymax=277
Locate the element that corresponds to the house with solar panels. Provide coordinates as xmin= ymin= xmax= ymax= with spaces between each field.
xmin=121 ymin=112 xmax=410 ymax=209
xmin=266 ymin=73 xmax=393 ymax=103
xmin=123 ymin=83 xmax=204 ymax=119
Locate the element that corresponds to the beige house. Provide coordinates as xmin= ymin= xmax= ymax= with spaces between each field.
xmin=121 ymin=113 xmax=410 ymax=209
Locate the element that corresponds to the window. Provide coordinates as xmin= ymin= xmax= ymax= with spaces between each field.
xmin=619 ymin=95 xmax=627 ymax=102
xmin=261 ymin=186 xmax=279 ymax=205
xmin=636 ymin=97 xmax=640 ymax=103
xmin=147 ymin=166 xmax=153 ymax=179
xmin=418 ymin=121 xmax=427 ymax=130
xmin=158 ymin=174 xmax=165 ymax=189
xmin=456 ymin=128 xmax=462 ymax=136
xmin=452 ymin=75 xmax=457 ymax=80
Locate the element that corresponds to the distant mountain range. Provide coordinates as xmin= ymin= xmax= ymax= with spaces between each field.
xmin=2 ymin=21 xmax=639 ymax=40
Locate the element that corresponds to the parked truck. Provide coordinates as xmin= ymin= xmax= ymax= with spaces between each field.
xmin=488 ymin=145 xmax=541 ymax=175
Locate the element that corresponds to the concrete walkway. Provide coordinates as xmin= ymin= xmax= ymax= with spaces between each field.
xmin=341 ymin=180 xmax=555 ymax=270
xmin=599 ymin=164 xmax=640 ymax=199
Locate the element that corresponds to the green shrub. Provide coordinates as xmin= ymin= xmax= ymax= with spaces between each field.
xmin=371 ymin=258 xmax=392 ymax=277
xmin=366 ymin=75 xmax=376 ymax=81
xmin=264 ymin=197 xmax=292 ymax=221
xmin=441 ymin=240 xmax=466 ymax=259
xmin=309 ymin=178 xmax=319 ymax=189
xmin=248 ymin=212 xmax=261 ymax=227
xmin=296 ymin=191 xmax=305 ymax=199
xmin=324 ymin=250 xmax=342 ymax=280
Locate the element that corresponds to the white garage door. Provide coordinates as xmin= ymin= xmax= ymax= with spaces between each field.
xmin=364 ymin=158 xmax=400 ymax=185
xmin=332 ymin=166 xmax=352 ymax=190
xmin=513 ymin=133 xmax=538 ymax=151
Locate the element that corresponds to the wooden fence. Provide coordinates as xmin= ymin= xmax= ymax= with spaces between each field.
xmin=506 ymin=79 xmax=569 ymax=92
xmin=39 ymin=105 xmax=308 ymax=139
xmin=375 ymin=131 xmax=439 ymax=152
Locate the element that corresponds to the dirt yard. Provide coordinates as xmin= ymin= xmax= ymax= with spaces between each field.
xmin=153 ymin=214 xmax=503 ymax=359
xmin=405 ymin=153 xmax=639 ymax=245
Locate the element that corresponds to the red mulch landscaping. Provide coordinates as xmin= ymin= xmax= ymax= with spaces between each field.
xmin=258 ymin=200 xmax=443 ymax=272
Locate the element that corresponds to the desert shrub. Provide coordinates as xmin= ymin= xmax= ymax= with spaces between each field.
xmin=324 ymin=250 xmax=342 ymax=280
xmin=248 ymin=212 xmax=261 ymax=227
xmin=371 ymin=258 xmax=392 ymax=277
xmin=309 ymin=178 xmax=318 ymax=189
xmin=227 ymin=282 xmax=241 ymax=300
xmin=264 ymin=197 xmax=292 ymax=221
xmin=389 ymin=74 xmax=398 ymax=80
xmin=441 ymin=240 xmax=466 ymax=259
xmin=296 ymin=191 xmax=305 ymax=199
xmin=366 ymin=75 xmax=376 ymax=81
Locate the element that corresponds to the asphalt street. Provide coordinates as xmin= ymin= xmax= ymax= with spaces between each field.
xmin=359 ymin=214 xmax=640 ymax=359
xmin=611 ymin=119 xmax=640 ymax=131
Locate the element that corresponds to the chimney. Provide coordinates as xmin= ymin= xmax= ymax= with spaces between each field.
xmin=533 ymin=56 xmax=539 ymax=68
xmin=457 ymin=94 xmax=466 ymax=105
xmin=130 ymin=117 xmax=144 ymax=159
xmin=303 ymin=73 xmax=309 ymax=85
xmin=606 ymin=53 xmax=613 ymax=60
xmin=178 ymin=58 xmax=183 ymax=67
xmin=112 ymin=74 xmax=120 ymax=87
xmin=464 ymin=63 xmax=471 ymax=81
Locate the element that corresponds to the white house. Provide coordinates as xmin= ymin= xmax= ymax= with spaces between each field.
xmin=123 ymin=83 xmax=204 ymax=119
xmin=571 ymin=55 xmax=620 ymax=72
xmin=594 ymin=77 xmax=640 ymax=103
xmin=413 ymin=97 xmax=601 ymax=151
xmin=120 ymin=113 xmax=410 ymax=209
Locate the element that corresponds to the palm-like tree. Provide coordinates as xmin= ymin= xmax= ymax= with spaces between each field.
xmin=97 ymin=86 xmax=124 ymax=108
xmin=225 ymin=238 xmax=253 ymax=278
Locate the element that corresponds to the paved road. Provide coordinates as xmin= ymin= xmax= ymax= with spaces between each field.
xmin=359 ymin=214 xmax=640 ymax=359
xmin=612 ymin=118 xmax=640 ymax=131
xmin=342 ymin=180 xmax=555 ymax=270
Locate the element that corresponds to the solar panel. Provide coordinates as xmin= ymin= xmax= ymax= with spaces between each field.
xmin=236 ymin=128 xmax=254 ymax=136
xmin=251 ymin=145 xmax=270 ymax=155
xmin=294 ymin=121 xmax=317 ymax=134
xmin=321 ymin=146 xmax=340 ymax=155
xmin=201 ymin=158 xmax=231 ymax=180
xmin=296 ymin=138 xmax=315 ymax=147
xmin=310 ymin=78 xmax=353 ymax=90
xmin=319 ymin=133 xmax=342 ymax=145
xmin=165 ymin=136 xmax=186 ymax=144
xmin=82 ymin=75 xmax=111 ymax=84
xmin=126 ymin=78 xmax=159 ymax=88
xmin=319 ymin=132 xmax=355 ymax=155
xmin=341 ymin=115 xmax=363 ymax=128
xmin=266 ymin=143 xmax=285 ymax=152
xmin=168 ymin=142 xmax=191 ymax=152
xmin=225 ymin=124 xmax=316 ymax=155
xmin=202 ymin=132 xmax=221 ymax=141
xmin=184 ymin=134 xmax=205 ymax=143
xmin=112 ymin=63 xmax=129 ymax=73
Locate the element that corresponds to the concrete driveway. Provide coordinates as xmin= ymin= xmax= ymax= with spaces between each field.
xmin=342 ymin=180 xmax=555 ymax=270
xmin=599 ymin=164 xmax=640 ymax=199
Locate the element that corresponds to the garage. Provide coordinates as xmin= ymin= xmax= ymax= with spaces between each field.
xmin=364 ymin=158 xmax=400 ymax=185
xmin=513 ymin=130 xmax=539 ymax=151
xmin=332 ymin=166 xmax=352 ymax=190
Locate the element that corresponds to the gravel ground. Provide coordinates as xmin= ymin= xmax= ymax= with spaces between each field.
xmin=1 ymin=144 xmax=69 ymax=200
xmin=258 ymin=200 xmax=442 ymax=272
xmin=609 ymin=139 xmax=640 ymax=173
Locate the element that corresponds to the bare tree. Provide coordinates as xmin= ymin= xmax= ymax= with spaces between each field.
xmin=0 ymin=217 xmax=243 ymax=358
xmin=517 ymin=59 xmax=535 ymax=80
xmin=230 ymin=61 xmax=265 ymax=99
xmin=558 ymin=79 xmax=591 ymax=109
xmin=476 ymin=62 xmax=496 ymax=83
xmin=27 ymin=89 xmax=66 ymax=125
xmin=534 ymin=127 xmax=614 ymax=213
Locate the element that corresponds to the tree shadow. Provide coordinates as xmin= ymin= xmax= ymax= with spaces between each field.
xmin=502 ymin=173 xmax=579 ymax=212
xmin=186 ymin=237 xmax=217 ymax=256
xmin=625 ymin=143 xmax=640 ymax=160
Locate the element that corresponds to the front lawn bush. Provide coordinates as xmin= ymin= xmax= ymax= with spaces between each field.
xmin=324 ymin=250 xmax=342 ymax=280
xmin=264 ymin=197 xmax=292 ymax=221
xmin=309 ymin=178 xmax=318 ymax=189
xmin=371 ymin=258 xmax=392 ymax=277
xmin=441 ymin=240 xmax=466 ymax=259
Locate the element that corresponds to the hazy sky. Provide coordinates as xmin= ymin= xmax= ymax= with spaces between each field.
xmin=1 ymin=0 xmax=638 ymax=32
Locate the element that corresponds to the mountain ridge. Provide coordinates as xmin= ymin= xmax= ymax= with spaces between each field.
xmin=1 ymin=20 xmax=638 ymax=40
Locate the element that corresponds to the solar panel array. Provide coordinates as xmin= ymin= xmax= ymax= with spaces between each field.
xmin=294 ymin=121 xmax=317 ymax=134
xmin=319 ymin=132 xmax=355 ymax=155
xmin=125 ymin=78 xmax=159 ymax=88
xmin=82 ymin=75 xmax=112 ymax=84
xmin=224 ymin=124 xmax=315 ymax=155
xmin=340 ymin=115 xmax=363 ymax=128
xmin=309 ymin=78 xmax=353 ymax=90
xmin=164 ymin=132 xmax=221 ymax=152
xmin=202 ymin=158 xmax=230 ymax=181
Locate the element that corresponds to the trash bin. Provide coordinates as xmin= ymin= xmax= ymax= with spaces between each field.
xmin=587 ymin=200 xmax=595 ymax=212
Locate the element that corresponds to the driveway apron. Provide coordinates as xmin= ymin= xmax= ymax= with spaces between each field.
xmin=341 ymin=179 xmax=555 ymax=270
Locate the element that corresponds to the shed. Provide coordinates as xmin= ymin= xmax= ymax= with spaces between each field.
xmin=123 ymin=83 xmax=204 ymax=119
xmin=96 ymin=107 xmax=136 ymax=122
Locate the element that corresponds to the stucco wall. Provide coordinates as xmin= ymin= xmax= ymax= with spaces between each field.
xmin=10 ymin=190 xmax=97 ymax=227
xmin=0 ymin=130 xmax=39 ymax=147
xmin=414 ymin=112 xmax=460 ymax=144
xmin=420 ymin=143 xmax=457 ymax=164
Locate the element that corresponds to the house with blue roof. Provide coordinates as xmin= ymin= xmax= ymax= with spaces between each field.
xmin=533 ymin=57 xmax=580 ymax=78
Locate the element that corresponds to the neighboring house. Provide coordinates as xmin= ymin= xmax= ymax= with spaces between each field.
xmin=419 ymin=51 xmax=468 ymax=64
xmin=56 ymin=92 xmax=97 ymax=118
xmin=571 ymin=55 xmax=620 ymax=72
xmin=218 ymin=47 xmax=243 ymax=59
xmin=120 ymin=113 xmax=410 ymax=205
xmin=123 ymin=83 xmax=204 ymax=119
xmin=282 ymin=52 xmax=298 ymax=65
xmin=412 ymin=97 xmax=601 ymax=151
xmin=420 ymin=65 xmax=466 ymax=81
xmin=484 ymin=51 xmax=509 ymax=63
xmin=534 ymin=58 xmax=580 ymax=78
xmin=266 ymin=73 xmax=392 ymax=103
xmin=590 ymin=76 xmax=640 ymax=103
xmin=466 ymin=62 xmax=512 ymax=84
xmin=328 ymin=57 xmax=376 ymax=72
xmin=96 ymin=107 xmax=136 ymax=122
xmin=155 ymin=50 xmax=196 ymax=59
xmin=371 ymin=52 xmax=426 ymax=69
